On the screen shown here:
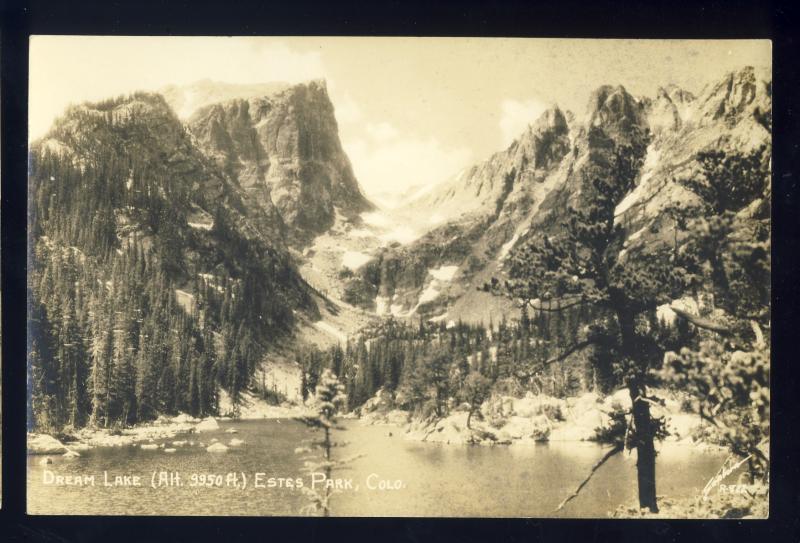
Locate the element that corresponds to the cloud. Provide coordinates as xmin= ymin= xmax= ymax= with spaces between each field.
xmin=332 ymin=92 xmax=364 ymax=124
xmin=499 ymin=98 xmax=548 ymax=148
xmin=342 ymin=129 xmax=472 ymax=206
xmin=365 ymin=122 xmax=399 ymax=142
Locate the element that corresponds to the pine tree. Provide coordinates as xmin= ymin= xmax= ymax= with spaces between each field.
xmin=460 ymin=372 xmax=491 ymax=429
xmin=485 ymin=142 xmax=685 ymax=512
xmin=295 ymin=369 xmax=359 ymax=516
xmin=663 ymin=144 xmax=771 ymax=483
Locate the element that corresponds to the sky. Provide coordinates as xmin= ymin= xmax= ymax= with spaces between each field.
xmin=29 ymin=37 xmax=771 ymax=203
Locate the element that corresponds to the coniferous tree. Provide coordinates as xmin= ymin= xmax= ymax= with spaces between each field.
xmin=295 ymin=369 xmax=359 ymax=516
xmin=485 ymin=141 xmax=685 ymax=512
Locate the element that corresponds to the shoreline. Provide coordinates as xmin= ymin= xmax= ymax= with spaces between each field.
xmin=356 ymin=388 xmax=725 ymax=451
xmin=28 ymin=388 xmax=723 ymax=456
xmin=27 ymin=403 xmax=312 ymax=456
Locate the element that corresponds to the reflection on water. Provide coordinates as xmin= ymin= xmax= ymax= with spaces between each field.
xmin=28 ymin=419 xmax=728 ymax=517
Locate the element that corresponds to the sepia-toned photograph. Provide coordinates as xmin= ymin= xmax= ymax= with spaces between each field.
xmin=26 ymin=36 xmax=771 ymax=517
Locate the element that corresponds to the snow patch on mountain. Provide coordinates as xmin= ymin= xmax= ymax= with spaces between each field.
xmin=499 ymin=232 xmax=521 ymax=260
xmin=379 ymin=225 xmax=419 ymax=245
xmin=342 ymin=251 xmax=371 ymax=270
xmin=429 ymin=265 xmax=459 ymax=281
xmin=313 ymin=320 xmax=348 ymax=343
xmin=418 ymin=284 xmax=441 ymax=304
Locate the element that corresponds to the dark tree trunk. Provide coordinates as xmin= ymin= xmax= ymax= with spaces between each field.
xmin=617 ymin=305 xmax=659 ymax=513
xmin=629 ymin=381 xmax=658 ymax=512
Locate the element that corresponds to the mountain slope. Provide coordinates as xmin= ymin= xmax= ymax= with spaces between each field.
xmin=342 ymin=66 xmax=771 ymax=325
xmin=28 ymin=92 xmax=318 ymax=427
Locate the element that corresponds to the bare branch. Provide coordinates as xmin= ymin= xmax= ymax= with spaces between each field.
xmin=513 ymin=339 xmax=598 ymax=380
xmin=669 ymin=305 xmax=732 ymax=334
xmin=542 ymin=339 xmax=597 ymax=367
xmin=555 ymin=444 xmax=624 ymax=512
xmin=525 ymin=297 xmax=594 ymax=313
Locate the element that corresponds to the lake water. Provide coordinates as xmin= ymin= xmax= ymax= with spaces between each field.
xmin=28 ymin=419 xmax=730 ymax=517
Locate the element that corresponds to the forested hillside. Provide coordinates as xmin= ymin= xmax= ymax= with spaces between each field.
xmin=27 ymin=92 xmax=315 ymax=431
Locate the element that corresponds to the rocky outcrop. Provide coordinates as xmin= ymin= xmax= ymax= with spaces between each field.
xmin=188 ymin=81 xmax=373 ymax=243
xmin=612 ymin=65 xmax=771 ymax=262
xmin=644 ymin=85 xmax=695 ymax=133
xmin=695 ymin=65 xmax=771 ymax=129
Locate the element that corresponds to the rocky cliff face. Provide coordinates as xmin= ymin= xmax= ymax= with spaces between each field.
xmin=185 ymin=80 xmax=372 ymax=244
xmin=612 ymin=66 xmax=771 ymax=263
xmin=345 ymin=66 xmax=771 ymax=325
xmin=415 ymin=105 xmax=571 ymax=221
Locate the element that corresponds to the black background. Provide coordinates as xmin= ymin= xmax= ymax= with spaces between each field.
xmin=1 ymin=0 xmax=797 ymax=541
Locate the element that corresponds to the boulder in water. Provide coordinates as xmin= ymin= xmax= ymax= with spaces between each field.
xmin=140 ymin=444 xmax=158 ymax=450
xmin=229 ymin=438 xmax=245 ymax=447
xmin=195 ymin=417 xmax=220 ymax=432
xmin=206 ymin=442 xmax=228 ymax=453
xmin=225 ymin=428 xmax=238 ymax=434
xmin=39 ymin=457 xmax=53 ymax=465
xmin=63 ymin=450 xmax=81 ymax=458
xmin=172 ymin=413 xmax=199 ymax=424
xmin=164 ymin=448 xmax=177 ymax=453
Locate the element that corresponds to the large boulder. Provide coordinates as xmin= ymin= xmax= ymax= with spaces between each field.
xmin=195 ymin=417 xmax=220 ymax=432
xmin=28 ymin=434 xmax=68 ymax=455
xmin=384 ymin=409 xmax=411 ymax=426
xmin=172 ymin=413 xmax=199 ymax=424
xmin=498 ymin=415 xmax=551 ymax=441
xmin=513 ymin=393 xmax=567 ymax=421
xmin=207 ymin=442 xmax=229 ymax=453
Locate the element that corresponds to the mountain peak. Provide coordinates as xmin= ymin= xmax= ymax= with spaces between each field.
xmin=695 ymin=65 xmax=771 ymax=128
xmin=161 ymin=80 xmax=292 ymax=119
xmin=531 ymin=105 xmax=568 ymax=133
xmin=41 ymin=91 xmax=187 ymax=156
xmin=585 ymin=84 xmax=647 ymax=136
xmin=185 ymin=78 xmax=372 ymax=243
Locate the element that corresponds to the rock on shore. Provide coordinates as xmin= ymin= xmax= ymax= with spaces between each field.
xmin=195 ymin=417 xmax=220 ymax=432
xmin=207 ymin=442 xmax=229 ymax=453
xmin=359 ymin=388 xmax=706 ymax=447
xmin=28 ymin=434 xmax=69 ymax=455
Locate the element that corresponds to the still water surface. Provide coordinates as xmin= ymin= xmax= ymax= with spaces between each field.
xmin=28 ymin=419 xmax=727 ymax=516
